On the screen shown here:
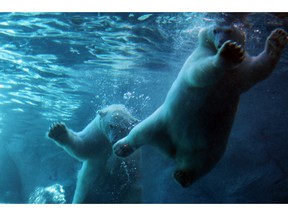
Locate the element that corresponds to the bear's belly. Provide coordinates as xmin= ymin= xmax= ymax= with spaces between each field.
xmin=167 ymin=89 xmax=239 ymax=166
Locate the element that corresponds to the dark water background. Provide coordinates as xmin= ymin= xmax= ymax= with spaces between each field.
xmin=0 ymin=12 xmax=287 ymax=203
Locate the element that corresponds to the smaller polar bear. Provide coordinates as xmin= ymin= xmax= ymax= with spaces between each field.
xmin=48 ymin=104 xmax=141 ymax=203
xmin=113 ymin=25 xmax=288 ymax=188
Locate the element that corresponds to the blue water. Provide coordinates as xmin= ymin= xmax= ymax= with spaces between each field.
xmin=0 ymin=12 xmax=288 ymax=203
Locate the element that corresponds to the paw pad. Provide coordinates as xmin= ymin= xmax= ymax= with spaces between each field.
xmin=48 ymin=122 xmax=68 ymax=142
xmin=220 ymin=41 xmax=245 ymax=65
xmin=267 ymin=28 xmax=288 ymax=57
xmin=173 ymin=170 xmax=193 ymax=188
xmin=113 ymin=142 xmax=134 ymax=157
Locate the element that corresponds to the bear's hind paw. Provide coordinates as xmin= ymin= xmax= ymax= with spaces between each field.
xmin=173 ymin=170 xmax=193 ymax=188
xmin=113 ymin=142 xmax=134 ymax=158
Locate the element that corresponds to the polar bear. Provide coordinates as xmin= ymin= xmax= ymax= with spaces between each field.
xmin=113 ymin=25 xmax=288 ymax=188
xmin=48 ymin=104 xmax=141 ymax=203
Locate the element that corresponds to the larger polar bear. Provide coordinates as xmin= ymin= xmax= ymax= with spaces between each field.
xmin=48 ymin=104 xmax=142 ymax=203
xmin=113 ymin=25 xmax=288 ymax=187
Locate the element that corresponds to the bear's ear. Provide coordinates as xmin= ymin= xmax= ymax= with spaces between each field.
xmin=97 ymin=109 xmax=107 ymax=117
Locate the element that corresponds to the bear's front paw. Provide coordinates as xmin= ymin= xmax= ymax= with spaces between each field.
xmin=266 ymin=29 xmax=288 ymax=58
xmin=219 ymin=40 xmax=245 ymax=66
xmin=113 ymin=141 xmax=134 ymax=158
xmin=48 ymin=122 xmax=69 ymax=145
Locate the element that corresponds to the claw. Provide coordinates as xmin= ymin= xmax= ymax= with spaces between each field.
xmin=235 ymin=45 xmax=241 ymax=50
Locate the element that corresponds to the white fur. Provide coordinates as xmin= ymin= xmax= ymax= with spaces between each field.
xmin=48 ymin=104 xmax=142 ymax=203
xmin=113 ymin=26 xmax=288 ymax=187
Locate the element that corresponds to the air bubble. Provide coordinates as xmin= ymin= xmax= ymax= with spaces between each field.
xmin=123 ymin=91 xmax=133 ymax=100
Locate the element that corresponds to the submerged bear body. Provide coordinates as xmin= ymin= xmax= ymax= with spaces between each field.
xmin=48 ymin=104 xmax=141 ymax=203
xmin=113 ymin=25 xmax=288 ymax=187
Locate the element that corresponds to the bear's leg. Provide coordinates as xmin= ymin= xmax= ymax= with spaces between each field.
xmin=48 ymin=122 xmax=88 ymax=160
xmin=238 ymin=29 xmax=287 ymax=92
xmin=187 ymin=40 xmax=245 ymax=87
xmin=113 ymin=139 xmax=136 ymax=157
xmin=173 ymin=153 xmax=195 ymax=187
xmin=72 ymin=162 xmax=89 ymax=203
xmin=113 ymin=112 xmax=159 ymax=158
xmin=113 ymin=125 xmax=159 ymax=158
xmin=72 ymin=160 xmax=104 ymax=203
xmin=265 ymin=29 xmax=287 ymax=59
xmin=173 ymin=152 xmax=202 ymax=187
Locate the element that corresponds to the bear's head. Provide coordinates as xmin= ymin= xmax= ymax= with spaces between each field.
xmin=98 ymin=104 xmax=140 ymax=144
xmin=198 ymin=24 xmax=246 ymax=51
